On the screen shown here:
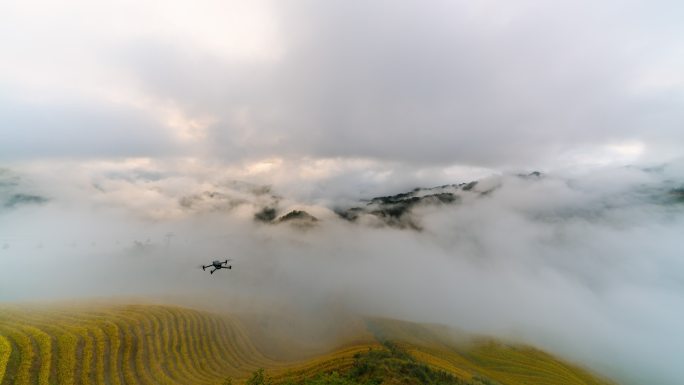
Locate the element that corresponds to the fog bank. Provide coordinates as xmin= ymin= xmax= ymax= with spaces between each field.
xmin=1 ymin=161 xmax=683 ymax=384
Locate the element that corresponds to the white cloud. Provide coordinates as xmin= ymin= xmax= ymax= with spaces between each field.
xmin=1 ymin=0 xmax=683 ymax=166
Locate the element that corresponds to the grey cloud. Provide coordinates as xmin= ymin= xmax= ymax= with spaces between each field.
xmin=113 ymin=0 xmax=684 ymax=166
xmin=2 ymin=1 xmax=682 ymax=166
xmin=0 ymin=94 xmax=181 ymax=160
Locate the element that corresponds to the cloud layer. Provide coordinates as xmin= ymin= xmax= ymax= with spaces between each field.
xmin=1 ymin=161 xmax=683 ymax=384
xmin=1 ymin=0 xmax=683 ymax=167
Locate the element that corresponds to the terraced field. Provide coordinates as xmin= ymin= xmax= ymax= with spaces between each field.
xmin=0 ymin=303 xmax=279 ymax=385
xmin=0 ymin=304 xmax=614 ymax=385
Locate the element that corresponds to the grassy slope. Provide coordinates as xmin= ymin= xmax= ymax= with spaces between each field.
xmin=0 ymin=304 xmax=614 ymax=385
xmin=364 ymin=318 xmax=614 ymax=385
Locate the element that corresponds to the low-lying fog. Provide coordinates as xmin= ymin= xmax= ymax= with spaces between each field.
xmin=1 ymin=160 xmax=683 ymax=385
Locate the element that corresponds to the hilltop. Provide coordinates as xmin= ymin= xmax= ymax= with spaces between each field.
xmin=0 ymin=302 xmax=614 ymax=385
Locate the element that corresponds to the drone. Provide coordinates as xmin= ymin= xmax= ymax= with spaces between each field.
xmin=202 ymin=259 xmax=232 ymax=274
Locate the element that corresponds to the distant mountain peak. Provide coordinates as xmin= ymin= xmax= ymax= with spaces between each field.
xmin=335 ymin=182 xmax=487 ymax=230
xmin=276 ymin=210 xmax=319 ymax=229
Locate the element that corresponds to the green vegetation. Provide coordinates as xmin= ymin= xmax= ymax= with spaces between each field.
xmin=254 ymin=207 xmax=278 ymax=222
xmin=275 ymin=342 xmax=479 ymax=385
xmin=3 ymin=193 xmax=48 ymax=208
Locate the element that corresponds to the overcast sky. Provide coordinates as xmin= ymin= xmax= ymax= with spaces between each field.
xmin=1 ymin=0 xmax=683 ymax=174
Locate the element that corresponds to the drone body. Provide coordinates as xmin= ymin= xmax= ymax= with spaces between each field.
xmin=202 ymin=259 xmax=231 ymax=274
